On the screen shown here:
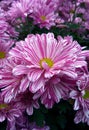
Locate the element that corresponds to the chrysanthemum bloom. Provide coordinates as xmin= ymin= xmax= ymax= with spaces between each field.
xmin=0 ymin=40 xmax=13 ymax=68
xmin=0 ymin=58 xmax=30 ymax=103
xmin=57 ymin=0 xmax=76 ymax=22
xmin=16 ymin=89 xmax=39 ymax=115
xmin=0 ymin=95 xmax=23 ymax=122
xmin=70 ymin=73 xmax=89 ymax=117
xmin=31 ymin=1 xmax=58 ymax=29
xmin=8 ymin=0 xmax=35 ymax=24
xmin=9 ymin=33 xmax=89 ymax=95
xmin=0 ymin=13 xmax=18 ymax=42
xmin=75 ymin=4 xmax=89 ymax=31
xmin=0 ymin=15 xmax=10 ymax=41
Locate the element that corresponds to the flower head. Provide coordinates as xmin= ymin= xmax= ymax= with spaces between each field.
xmin=70 ymin=72 xmax=89 ymax=115
xmin=31 ymin=0 xmax=58 ymax=29
xmin=0 ymin=58 xmax=30 ymax=103
xmin=0 ymin=12 xmax=18 ymax=42
xmin=10 ymin=33 xmax=88 ymax=94
xmin=17 ymin=89 xmax=39 ymax=115
xmin=0 ymin=95 xmax=23 ymax=122
xmin=8 ymin=0 xmax=35 ymax=24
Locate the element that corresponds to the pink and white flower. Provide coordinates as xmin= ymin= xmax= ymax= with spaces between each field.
xmin=0 ymin=58 xmax=30 ymax=103
xmin=31 ymin=0 xmax=58 ymax=29
xmin=8 ymin=0 xmax=35 ymax=24
xmin=0 ymin=95 xmax=23 ymax=122
xmin=9 ymin=33 xmax=89 ymax=95
xmin=0 ymin=13 xmax=18 ymax=42
xmin=70 ymin=73 xmax=89 ymax=116
xmin=16 ymin=89 xmax=39 ymax=115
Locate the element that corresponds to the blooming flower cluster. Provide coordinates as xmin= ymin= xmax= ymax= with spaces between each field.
xmin=0 ymin=0 xmax=89 ymax=129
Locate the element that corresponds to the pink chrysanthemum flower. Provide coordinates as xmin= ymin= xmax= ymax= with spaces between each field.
xmin=70 ymin=73 xmax=89 ymax=117
xmin=0 ymin=40 xmax=13 ymax=68
xmin=0 ymin=16 xmax=10 ymax=41
xmin=0 ymin=59 xmax=30 ymax=103
xmin=0 ymin=95 xmax=23 ymax=122
xmin=31 ymin=1 xmax=58 ymax=29
xmin=9 ymin=33 xmax=89 ymax=94
xmin=8 ymin=0 xmax=34 ymax=24
xmin=0 ymin=13 xmax=18 ymax=42
xmin=17 ymin=89 xmax=39 ymax=115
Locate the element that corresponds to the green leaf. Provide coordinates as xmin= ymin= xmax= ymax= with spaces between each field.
xmin=33 ymin=110 xmax=45 ymax=127
xmin=58 ymin=100 xmax=71 ymax=114
xmin=68 ymin=23 xmax=80 ymax=29
xmin=56 ymin=115 xmax=67 ymax=129
xmin=50 ymin=125 xmax=58 ymax=130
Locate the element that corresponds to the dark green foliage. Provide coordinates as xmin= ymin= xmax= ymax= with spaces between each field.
xmin=17 ymin=18 xmax=89 ymax=49
xmin=28 ymin=100 xmax=89 ymax=130
xmin=0 ymin=120 xmax=7 ymax=130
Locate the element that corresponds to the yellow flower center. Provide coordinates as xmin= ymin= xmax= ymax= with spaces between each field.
xmin=0 ymin=103 xmax=8 ymax=109
xmin=83 ymin=90 xmax=89 ymax=99
xmin=40 ymin=15 xmax=46 ymax=21
xmin=40 ymin=58 xmax=54 ymax=68
xmin=0 ymin=52 xmax=6 ymax=59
